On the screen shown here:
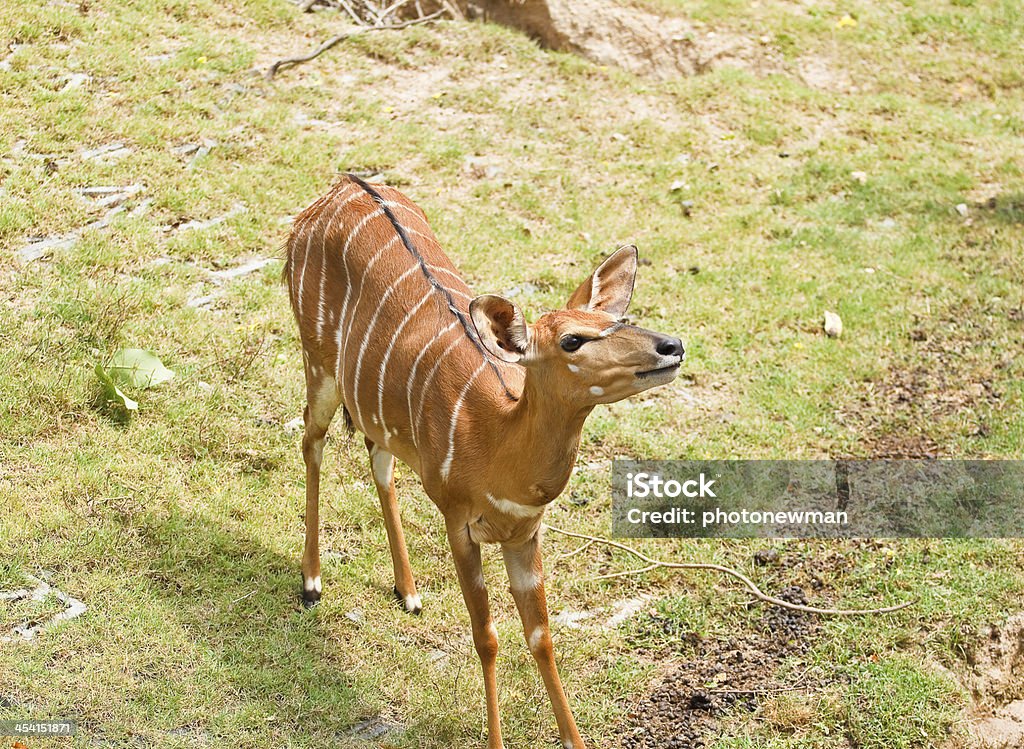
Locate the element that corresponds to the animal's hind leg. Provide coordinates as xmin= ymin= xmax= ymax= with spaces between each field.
xmin=301 ymin=372 xmax=341 ymax=608
xmin=366 ymin=437 xmax=421 ymax=614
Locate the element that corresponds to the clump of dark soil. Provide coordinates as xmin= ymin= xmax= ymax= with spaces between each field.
xmin=618 ymin=586 xmax=817 ymax=749
xmin=843 ymin=299 xmax=1009 ymax=458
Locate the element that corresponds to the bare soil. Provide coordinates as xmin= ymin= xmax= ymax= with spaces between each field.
xmin=966 ymin=613 xmax=1024 ymax=748
xmin=618 ymin=585 xmax=816 ymax=748
xmin=464 ymin=0 xmax=773 ymax=80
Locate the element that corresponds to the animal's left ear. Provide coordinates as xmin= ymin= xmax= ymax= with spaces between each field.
xmin=566 ymin=245 xmax=637 ymax=318
xmin=470 ymin=294 xmax=530 ymax=363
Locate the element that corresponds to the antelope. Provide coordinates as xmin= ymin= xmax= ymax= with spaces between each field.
xmin=284 ymin=174 xmax=684 ymax=749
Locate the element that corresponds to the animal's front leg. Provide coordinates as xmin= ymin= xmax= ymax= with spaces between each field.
xmin=502 ymin=532 xmax=586 ymax=749
xmin=446 ymin=520 xmax=504 ymax=749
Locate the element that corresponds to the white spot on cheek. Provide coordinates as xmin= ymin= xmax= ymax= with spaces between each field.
xmin=529 ymin=626 xmax=545 ymax=652
xmin=589 ymin=385 xmax=604 ymax=396
xmin=567 ymin=363 xmax=580 ymax=373
xmin=304 ymin=575 xmax=322 ymax=593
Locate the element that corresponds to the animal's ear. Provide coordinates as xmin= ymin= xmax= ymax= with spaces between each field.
xmin=566 ymin=245 xmax=637 ymax=318
xmin=470 ymin=294 xmax=530 ymax=363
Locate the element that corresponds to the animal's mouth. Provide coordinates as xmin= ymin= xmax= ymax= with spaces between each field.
xmin=636 ymin=363 xmax=681 ymax=379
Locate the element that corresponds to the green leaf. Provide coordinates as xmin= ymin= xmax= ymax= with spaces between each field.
xmin=95 ymin=363 xmax=139 ymax=411
xmin=106 ymin=349 xmax=175 ymax=389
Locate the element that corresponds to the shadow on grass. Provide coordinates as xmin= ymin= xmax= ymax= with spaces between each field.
xmin=128 ymin=506 xmax=382 ymax=746
xmin=975 ymin=192 xmax=1024 ymax=224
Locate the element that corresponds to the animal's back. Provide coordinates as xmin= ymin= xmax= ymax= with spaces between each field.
xmin=285 ymin=176 xmax=521 ymax=471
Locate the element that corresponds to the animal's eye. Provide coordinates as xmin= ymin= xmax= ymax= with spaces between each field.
xmin=560 ymin=335 xmax=584 ymax=352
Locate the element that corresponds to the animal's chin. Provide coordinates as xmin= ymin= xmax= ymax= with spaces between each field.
xmin=635 ymin=363 xmax=681 ymax=381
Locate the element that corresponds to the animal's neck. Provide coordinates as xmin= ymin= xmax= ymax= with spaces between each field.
xmin=498 ymin=371 xmax=593 ymax=502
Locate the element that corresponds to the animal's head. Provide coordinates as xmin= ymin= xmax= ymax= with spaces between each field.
xmin=470 ymin=245 xmax=684 ymax=406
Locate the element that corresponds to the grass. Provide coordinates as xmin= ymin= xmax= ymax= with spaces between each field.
xmin=1 ymin=0 xmax=1022 ymax=747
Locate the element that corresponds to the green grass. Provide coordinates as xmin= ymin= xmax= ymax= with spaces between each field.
xmin=1 ymin=0 xmax=1022 ymax=746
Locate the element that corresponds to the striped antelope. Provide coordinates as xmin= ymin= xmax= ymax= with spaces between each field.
xmin=284 ymin=174 xmax=684 ymax=749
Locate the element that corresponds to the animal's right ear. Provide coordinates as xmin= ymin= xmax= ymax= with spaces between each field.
xmin=469 ymin=294 xmax=530 ymax=363
xmin=565 ymin=245 xmax=637 ymax=318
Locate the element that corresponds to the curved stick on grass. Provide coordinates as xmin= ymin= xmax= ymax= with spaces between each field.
xmin=265 ymin=10 xmax=446 ymax=79
xmin=545 ymin=525 xmax=916 ymax=616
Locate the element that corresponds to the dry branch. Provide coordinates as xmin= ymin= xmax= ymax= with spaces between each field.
xmin=545 ymin=525 xmax=916 ymax=617
xmin=266 ymin=9 xmax=446 ymax=79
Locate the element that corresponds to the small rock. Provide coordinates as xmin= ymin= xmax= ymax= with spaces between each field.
xmin=501 ymin=281 xmax=539 ymax=299
xmin=824 ymin=310 xmax=843 ymax=338
xmin=955 ymin=202 xmax=969 ymax=217
xmin=186 ymin=293 xmax=220 ymax=309
xmin=850 ymin=170 xmax=868 ymax=184
xmin=81 ymin=142 xmax=133 ymax=162
xmin=208 ymin=256 xmax=274 ymax=281
xmin=18 ymin=234 xmax=77 ymax=262
xmin=670 ymin=179 xmax=688 ymax=192
xmin=167 ymin=203 xmax=245 ymax=233
xmin=284 ymin=416 xmax=304 ymax=434
xmin=73 ymin=184 xmax=144 ymax=209
xmin=60 ymin=73 xmax=91 ymax=92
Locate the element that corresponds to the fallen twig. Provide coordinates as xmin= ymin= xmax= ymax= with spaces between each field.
xmin=266 ymin=10 xmax=446 ymax=79
xmin=553 ymin=538 xmax=595 ymax=563
xmin=545 ymin=525 xmax=916 ymax=616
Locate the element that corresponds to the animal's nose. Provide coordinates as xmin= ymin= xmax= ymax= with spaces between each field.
xmin=655 ymin=335 xmax=685 ymax=358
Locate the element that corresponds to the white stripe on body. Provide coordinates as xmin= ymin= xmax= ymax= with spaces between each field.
xmin=423 ymin=264 xmax=472 ymax=296
xmin=335 ymin=234 xmax=403 ymax=386
xmin=413 ymin=333 xmax=466 ymax=438
xmin=439 ymin=360 xmax=487 ymax=482
xmin=405 ymin=321 xmax=458 ymax=448
xmin=335 ymin=207 xmax=385 ymax=336
xmin=350 ymin=264 xmax=420 ymax=431
xmin=294 ymin=190 xmax=341 ymax=322
xmin=380 ymin=220 xmax=473 ymax=300
xmin=375 ymin=292 xmax=434 ymax=448
xmin=311 ymin=188 xmax=362 ymax=342
xmin=288 ymin=193 xmax=327 ymax=308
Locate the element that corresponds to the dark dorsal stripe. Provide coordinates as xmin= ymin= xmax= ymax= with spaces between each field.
xmin=346 ymin=173 xmax=518 ymax=402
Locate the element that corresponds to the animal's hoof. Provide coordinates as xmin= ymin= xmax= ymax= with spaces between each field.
xmin=394 ymin=586 xmax=422 ymax=616
xmin=302 ymin=574 xmax=322 ymax=608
